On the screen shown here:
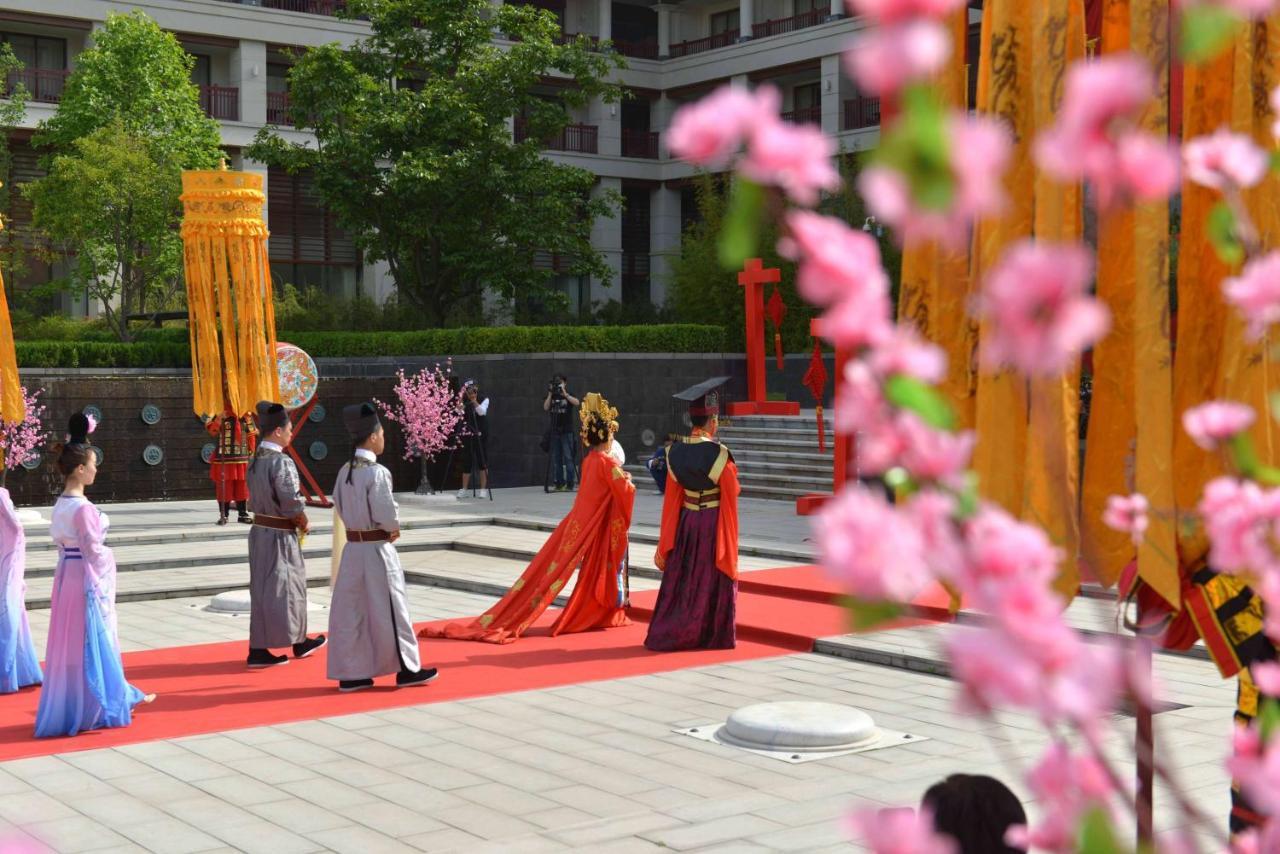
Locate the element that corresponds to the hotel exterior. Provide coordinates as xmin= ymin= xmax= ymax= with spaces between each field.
xmin=0 ymin=0 xmax=884 ymax=317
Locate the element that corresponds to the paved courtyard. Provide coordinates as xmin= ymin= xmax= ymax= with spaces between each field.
xmin=0 ymin=489 xmax=1241 ymax=852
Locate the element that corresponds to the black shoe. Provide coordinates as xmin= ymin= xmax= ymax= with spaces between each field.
xmin=338 ymin=679 xmax=374 ymax=693
xmin=292 ymin=635 xmax=327 ymax=659
xmin=247 ymin=649 xmax=289 ymax=669
xmin=237 ymin=514 xmax=252 ymax=524
xmin=216 ymin=516 xmax=228 ymax=526
xmin=396 ymin=667 xmax=438 ymax=688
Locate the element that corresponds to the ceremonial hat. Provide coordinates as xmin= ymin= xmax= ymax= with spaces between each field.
xmin=255 ymin=400 xmax=290 ymax=434
xmin=343 ymin=402 xmax=381 ymax=440
xmin=673 ymin=376 xmax=731 ymax=417
xmin=579 ymin=392 xmax=619 ymax=446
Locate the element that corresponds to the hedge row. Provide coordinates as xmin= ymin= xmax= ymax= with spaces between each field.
xmin=16 ymin=325 xmax=730 ymax=368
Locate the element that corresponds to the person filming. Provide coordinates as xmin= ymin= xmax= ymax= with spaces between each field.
xmin=543 ymin=374 xmax=580 ymax=492
xmin=458 ymin=380 xmax=490 ymax=499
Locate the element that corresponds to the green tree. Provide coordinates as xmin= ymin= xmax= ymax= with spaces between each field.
xmin=247 ymin=0 xmax=624 ymax=327
xmin=25 ymin=10 xmax=222 ymax=340
xmin=25 ymin=121 xmax=186 ymax=342
xmin=0 ymin=43 xmax=30 ymax=286
xmin=668 ymin=157 xmax=902 ymax=352
xmin=34 ymin=11 xmax=221 ymax=167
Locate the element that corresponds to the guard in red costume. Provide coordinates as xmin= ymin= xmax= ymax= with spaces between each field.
xmin=206 ymin=404 xmax=256 ymax=526
xmin=644 ymin=379 xmax=740 ymax=651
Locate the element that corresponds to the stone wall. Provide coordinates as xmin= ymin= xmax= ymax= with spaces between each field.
xmin=5 ymin=351 xmax=836 ymax=506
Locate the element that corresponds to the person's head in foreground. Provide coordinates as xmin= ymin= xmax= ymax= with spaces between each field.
xmin=579 ymin=392 xmax=619 ymax=450
xmin=921 ymin=774 xmax=1027 ymax=854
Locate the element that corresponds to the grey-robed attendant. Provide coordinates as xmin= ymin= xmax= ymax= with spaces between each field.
xmin=327 ymin=403 xmax=437 ymax=692
xmin=246 ymin=401 xmax=326 ymax=668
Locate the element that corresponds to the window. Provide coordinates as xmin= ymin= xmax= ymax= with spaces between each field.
xmin=190 ymin=54 xmax=211 ymax=87
xmin=794 ymin=0 xmax=827 ymax=14
xmin=1 ymin=33 xmax=66 ymax=71
xmin=267 ymin=168 xmax=361 ymax=301
xmin=793 ymin=82 xmax=820 ymax=111
xmin=709 ymin=9 xmax=740 ymax=35
xmin=267 ymin=63 xmax=290 ymax=94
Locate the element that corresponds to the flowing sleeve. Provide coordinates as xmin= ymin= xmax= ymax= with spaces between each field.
xmin=276 ymin=457 xmax=306 ymax=516
xmin=370 ymin=466 xmax=400 ymax=531
xmin=655 ymin=461 xmax=683 ymax=571
xmin=715 ymin=461 xmax=740 ymax=580
xmin=75 ymin=503 xmax=116 ymax=591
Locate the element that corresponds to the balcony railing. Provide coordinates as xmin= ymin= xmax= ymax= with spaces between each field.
xmin=514 ymin=119 xmax=599 ymax=154
xmin=259 ymin=0 xmax=345 ymax=15
xmin=200 ymin=85 xmax=240 ymax=121
xmin=620 ymin=129 xmax=660 ymax=159
xmin=669 ymin=28 xmax=739 ymax=58
xmin=754 ymin=6 xmax=830 ymax=38
xmin=843 ymin=97 xmax=881 ymax=131
xmin=782 ymin=106 xmax=822 ymax=126
xmin=533 ymin=250 xmax=577 ymax=273
xmin=612 ymin=38 xmax=659 ymax=59
xmin=267 ymin=91 xmax=292 ymax=125
xmin=6 ymin=68 xmax=69 ymax=104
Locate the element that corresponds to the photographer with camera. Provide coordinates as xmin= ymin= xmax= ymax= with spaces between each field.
xmin=543 ymin=374 xmax=580 ymax=492
xmin=457 ymin=380 xmax=490 ymax=499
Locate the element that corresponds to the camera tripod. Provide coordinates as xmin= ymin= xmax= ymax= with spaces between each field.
xmin=443 ymin=401 xmax=494 ymax=502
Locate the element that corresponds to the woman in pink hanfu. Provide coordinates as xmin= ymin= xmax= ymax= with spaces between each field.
xmin=34 ymin=415 xmax=153 ymax=738
xmin=0 ymin=484 xmax=41 ymax=693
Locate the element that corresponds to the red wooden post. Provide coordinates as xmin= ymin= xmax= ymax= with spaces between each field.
xmin=796 ymin=318 xmax=855 ymax=515
xmin=728 ymin=258 xmax=800 ymax=417
xmin=284 ymin=398 xmax=333 ymax=508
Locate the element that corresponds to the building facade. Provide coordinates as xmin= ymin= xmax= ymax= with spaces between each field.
xmin=0 ymin=0 xmax=887 ymax=318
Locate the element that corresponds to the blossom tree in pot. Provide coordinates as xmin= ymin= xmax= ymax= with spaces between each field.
xmin=377 ymin=362 xmax=465 ymax=494
xmin=0 ymin=386 xmax=48 ymax=490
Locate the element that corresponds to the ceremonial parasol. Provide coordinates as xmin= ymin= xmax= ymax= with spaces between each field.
xmin=180 ymin=165 xmax=280 ymax=421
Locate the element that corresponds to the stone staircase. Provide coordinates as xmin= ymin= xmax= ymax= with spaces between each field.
xmin=625 ymin=412 xmax=835 ymax=502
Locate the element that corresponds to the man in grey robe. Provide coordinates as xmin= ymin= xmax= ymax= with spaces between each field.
xmin=246 ymin=400 xmax=326 ymax=668
xmin=327 ymin=402 xmax=437 ymax=692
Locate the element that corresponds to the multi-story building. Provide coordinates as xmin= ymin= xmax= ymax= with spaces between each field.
xmin=0 ymin=0 xmax=886 ymax=318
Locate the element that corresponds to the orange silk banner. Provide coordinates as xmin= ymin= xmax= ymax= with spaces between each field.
xmin=0 ymin=265 xmax=20 ymax=472
xmin=1173 ymin=21 xmax=1280 ymax=573
xmin=897 ymin=8 xmax=977 ymax=428
xmin=1081 ymin=0 xmax=1179 ymax=608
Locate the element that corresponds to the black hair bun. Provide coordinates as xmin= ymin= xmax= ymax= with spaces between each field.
xmin=67 ymin=413 xmax=90 ymax=445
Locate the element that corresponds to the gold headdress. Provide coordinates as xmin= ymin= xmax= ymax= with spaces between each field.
xmin=579 ymin=392 xmax=619 ymax=446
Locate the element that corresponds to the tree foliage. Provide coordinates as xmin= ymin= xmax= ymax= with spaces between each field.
xmin=247 ymin=0 xmax=625 ymax=327
xmin=34 ymin=11 xmax=221 ymax=167
xmin=0 ymin=42 xmax=29 ymax=285
xmin=25 ymin=121 xmax=187 ymax=342
xmin=25 ymin=10 xmax=223 ymax=341
xmin=668 ymin=156 xmax=903 ymax=352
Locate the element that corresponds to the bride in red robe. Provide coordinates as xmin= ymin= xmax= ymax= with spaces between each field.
xmin=420 ymin=392 xmax=635 ymax=644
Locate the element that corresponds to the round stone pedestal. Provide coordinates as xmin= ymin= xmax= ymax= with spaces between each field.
xmin=208 ymin=590 xmax=252 ymax=614
xmin=718 ymin=702 xmax=879 ymax=753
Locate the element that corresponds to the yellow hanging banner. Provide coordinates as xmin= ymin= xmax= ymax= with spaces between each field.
xmin=0 ymin=195 xmax=22 ymax=471
xmin=180 ymin=168 xmax=280 ymax=421
xmin=897 ymin=7 xmax=976 ymax=428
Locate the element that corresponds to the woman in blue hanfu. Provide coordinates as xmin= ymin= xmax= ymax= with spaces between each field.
xmin=34 ymin=414 xmax=153 ymax=738
xmin=0 ymin=476 xmax=41 ymax=693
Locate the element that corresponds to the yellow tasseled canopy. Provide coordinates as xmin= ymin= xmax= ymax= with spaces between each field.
xmin=181 ymin=167 xmax=280 ymax=420
xmin=0 ymin=195 xmax=22 ymax=471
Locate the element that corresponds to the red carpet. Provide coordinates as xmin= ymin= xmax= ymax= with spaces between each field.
xmin=0 ymin=566 xmax=946 ymax=760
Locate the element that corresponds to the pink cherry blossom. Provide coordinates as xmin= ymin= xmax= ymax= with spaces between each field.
xmin=859 ymin=112 xmax=1011 ymax=247
xmin=1014 ymin=742 xmax=1118 ymax=853
xmin=779 ymin=211 xmax=890 ymax=308
xmin=1260 ymin=572 xmax=1280 ymax=642
xmin=1227 ymin=723 xmax=1280 ymax=816
xmin=813 ymin=287 xmax=894 ymax=351
xmin=84 ymin=413 xmax=97 ymax=434
xmin=666 ymin=86 xmax=761 ymax=168
xmin=1198 ymin=477 xmax=1280 ymax=577
xmin=1233 ymin=824 xmax=1280 ymax=854
xmin=946 ymin=628 xmax=1044 ymax=714
xmin=1184 ymin=128 xmax=1269 ymax=191
xmin=845 ymin=0 xmax=967 ymax=23
xmin=1035 ymin=55 xmax=1177 ymax=207
xmin=1250 ymin=661 xmax=1280 ymax=696
xmin=904 ymin=489 xmax=965 ymax=581
xmin=847 ymin=806 xmax=958 ymax=854
xmin=897 ymin=414 xmax=974 ymax=485
xmin=1222 ymin=251 xmax=1280 ymax=340
xmin=834 ymin=360 xmax=891 ymax=435
xmin=977 ymin=241 xmax=1109 ymax=377
xmin=961 ymin=504 xmax=1063 ymax=592
xmin=376 ymin=364 xmax=465 ymax=461
xmin=1182 ymin=401 xmax=1256 ymax=451
xmin=866 ymin=325 xmax=947 ymax=383
xmin=0 ymin=387 xmax=48 ymax=476
xmin=844 ymin=20 xmax=952 ymax=98
xmin=817 ymin=484 xmax=933 ymax=601
xmin=741 ymin=116 xmax=841 ymax=205
xmin=1103 ymin=493 xmax=1150 ymax=545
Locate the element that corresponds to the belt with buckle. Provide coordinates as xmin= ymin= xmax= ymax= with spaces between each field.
xmin=252 ymin=514 xmax=298 ymax=532
xmin=346 ymin=529 xmax=391 ymax=543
